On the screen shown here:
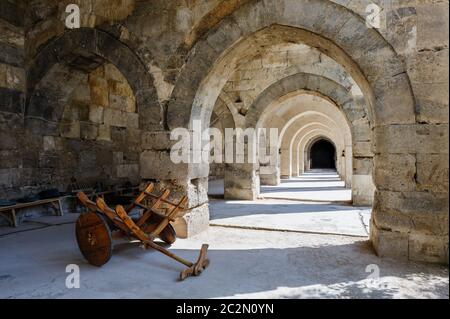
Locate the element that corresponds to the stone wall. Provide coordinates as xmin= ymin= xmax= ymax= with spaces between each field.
xmin=0 ymin=1 xmax=447 ymax=263
xmin=0 ymin=1 xmax=26 ymax=200
xmin=1 ymin=57 xmax=141 ymax=201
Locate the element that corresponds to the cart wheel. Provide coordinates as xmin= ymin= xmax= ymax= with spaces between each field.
xmin=75 ymin=211 xmax=112 ymax=267
xmin=144 ymin=220 xmax=177 ymax=245
xmin=159 ymin=223 xmax=177 ymax=245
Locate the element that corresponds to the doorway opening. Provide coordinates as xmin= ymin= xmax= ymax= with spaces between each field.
xmin=309 ymin=139 xmax=336 ymax=169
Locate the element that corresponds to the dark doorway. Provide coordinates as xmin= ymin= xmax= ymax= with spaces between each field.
xmin=310 ymin=139 xmax=336 ymax=169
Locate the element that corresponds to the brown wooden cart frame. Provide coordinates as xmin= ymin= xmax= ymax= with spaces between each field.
xmin=75 ymin=183 xmax=209 ymax=281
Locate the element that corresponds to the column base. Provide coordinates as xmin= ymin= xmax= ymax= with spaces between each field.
xmin=370 ymin=219 xmax=449 ymax=264
xmin=260 ymin=174 xmax=280 ymax=186
xmin=172 ymin=204 xmax=210 ymax=238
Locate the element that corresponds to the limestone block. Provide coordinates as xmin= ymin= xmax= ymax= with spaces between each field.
xmin=416 ymin=154 xmax=448 ymax=193
xmin=97 ymin=124 xmax=111 ymax=141
xmin=408 ymin=233 xmax=449 ymax=264
xmin=171 ymin=204 xmax=209 ymax=238
xmin=370 ymin=221 xmax=409 ymax=260
xmin=353 ymin=141 xmax=373 ymax=157
xmin=416 ymin=2 xmax=449 ymax=51
xmin=116 ymin=164 xmax=139 ymax=178
xmin=353 ymin=157 xmax=372 ymax=175
xmin=103 ymin=108 xmax=126 ymax=127
xmin=109 ymin=94 xmax=127 ymax=111
xmin=43 ymin=136 xmax=62 ymax=151
xmin=352 ymin=174 xmax=375 ymax=206
xmin=0 ymin=64 xmax=7 ymax=87
xmin=104 ymin=63 xmax=124 ymax=82
xmin=409 ymin=212 xmax=449 ymax=237
xmin=126 ymin=112 xmax=139 ymax=129
xmin=141 ymin=131 xmax=173 ymax=150
xmin=408 ymin=49 xmax=448 ymax=85
xmin=408 ymin=49 xmax=449 ymax=124
xmin=372 ymin=73 xmax=416 ymax=125
xmin=412 ymin=81 xmax=449 ymax=124
xmin=352 ymin=118 xmax=372 ymax=141
xmin=89 ymin=77 xmax=108 ymax=107
xmin=374 ymin=124 xmax=449 ymax=154
xmin=38 ymin=152 xmax=59 ymax=169
xmin=5 ymin=65 xmax=25 ymax=91
xmin=374 ymin=154 xmax=416 ymax=191
xmin=89 ymin=65 xmax=105 ymax=79
xmin=108 ymin=79 xmax=133 ymax=97
xmin=80 ymin=122 xmax=98 ymax=140
xmin=0 ymin=168 xmax=15 ymax=187
xmin=375 ymin=190 xmax=449 ymax=215
xmin=125 ymin=97 xmax=136 ymax=113
xmin=140 ymin=150 xmax=189 ymax=180
xmin=88 ymin=105 xmax=104 ymax=123
xmin=224 ymin=164 xmax=260 ymax=200
xmin=260 ymin=171 xmax=280 ymax=186
xmin=71 ymin=83 xmax=91 ymax=103
xmin=60 ymin=121 xmax=80 ymax=139
xmin=113 ymin=151 xmax=123 ymax=164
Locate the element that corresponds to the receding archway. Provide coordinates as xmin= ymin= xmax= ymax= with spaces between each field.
xmin=309 ymin=139 xmax=336 ymax=169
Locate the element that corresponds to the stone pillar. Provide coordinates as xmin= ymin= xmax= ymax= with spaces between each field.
xmin=260 ymin=164 xmax=280 ymax=185
xmin=224 ymin=163 xmax=260 ymax=200
xmin=371 ymin=124 xmax=449 ymax=264
xmin=139 ymin=131 xmax=210 ymax=238
xmin=352 ymin=157 xmax=374 ymax=206
xmin=291 ymin=146 xmax=299 ymax=177
xmin=345 ymin=145 xmax=352 ymax=187
xmin=260 ymin=146 xmax=280 ymax=185
xmin=280 ymin=147 xmax=291 ymax=179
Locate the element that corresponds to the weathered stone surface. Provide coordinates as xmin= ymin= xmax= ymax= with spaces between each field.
xmin=416 ymin=154 xmax=449 ymax=193
xmin=172 ymin=204 xmax=210 ymax=238
xmin=374 ymin=124 xmax=449 ymax=154
xmin=374 ymin=154 xmax=416 ymax=192
xmin=374 ymin=190 xmax=449 ymax=215
xmin=0 ymin=1 xmax=446 ymax=259
xmin=0 ymin=87 xmax=23 ymax=113
xmin=89 ymin=77 xmax=108 ymax=107
xmin=141 ymin=131 xmax=173 ymax=150
xmin=408 ymin=233 xmax=449 ymax=264
xmin=370 ymin=222 xmax=409 ymax=260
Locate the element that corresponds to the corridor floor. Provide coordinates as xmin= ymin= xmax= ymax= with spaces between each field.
xmin=0 ymin=171 xmax=447 ymax=298
xmin=208 ymin=170 xmax=369 ymax=237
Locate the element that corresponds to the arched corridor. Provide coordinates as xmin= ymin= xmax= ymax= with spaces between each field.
xmin=0 ymin=0 xmax=447 ymax=299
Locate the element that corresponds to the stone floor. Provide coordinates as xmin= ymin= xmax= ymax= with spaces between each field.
xmin=0 ymin=171 xmax=448 ymax=299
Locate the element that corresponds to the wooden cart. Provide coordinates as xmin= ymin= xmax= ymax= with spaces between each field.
xmin=75 ymin=183 xmax=209 ymax=281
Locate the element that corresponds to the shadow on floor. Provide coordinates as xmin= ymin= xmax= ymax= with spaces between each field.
xmin=1 ymin=225 xmax=447 ymax=299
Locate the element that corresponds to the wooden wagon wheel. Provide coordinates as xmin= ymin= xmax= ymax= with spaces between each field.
xmin=144 ymin=215 xmax=177 ymax=245
xmin=76 ymin=211 xmax=112 ymax=267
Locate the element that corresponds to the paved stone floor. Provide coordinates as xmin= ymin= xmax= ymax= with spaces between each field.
xmin=0 ymin=171 xmax=448 ymax=298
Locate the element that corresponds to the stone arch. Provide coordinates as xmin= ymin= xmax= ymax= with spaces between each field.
xmin=248 ymin=73 xmax=366 ymax=138
xmin=165 ymin=0 xmax=431 ymax=260
xmin=292 ymin=124 xmax=344 ymax=175
xmin=304 ymin=134 xmax=339 ymax=170
xmin=25 ymin=27 xmax=161 ymax=131
xmin=254 ymin=90 xmax=356 ymax=197
xmin=280 ymin=118 xmax=351 ymax=180
xmin=167 ymin=17 xmax=414 ymax=130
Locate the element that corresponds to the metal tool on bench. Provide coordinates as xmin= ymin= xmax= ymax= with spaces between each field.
xmin=75 ymin=183 xmax=210 ymax=281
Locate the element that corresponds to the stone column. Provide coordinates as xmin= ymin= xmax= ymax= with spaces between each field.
xmin=280 ymin=147 xmax=291 ymax=179
xmin=139 ymin=131 xmax=210 ymax=238
xmin=345 ymin=145 xmax=352 ymax=187
xmin=352 ymin=157 xmax=374 ymax=206
xmin=291 ymin=146 xmax=299 ymax=177
xmin=224 ymin=163 xmax=260 ymax=200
